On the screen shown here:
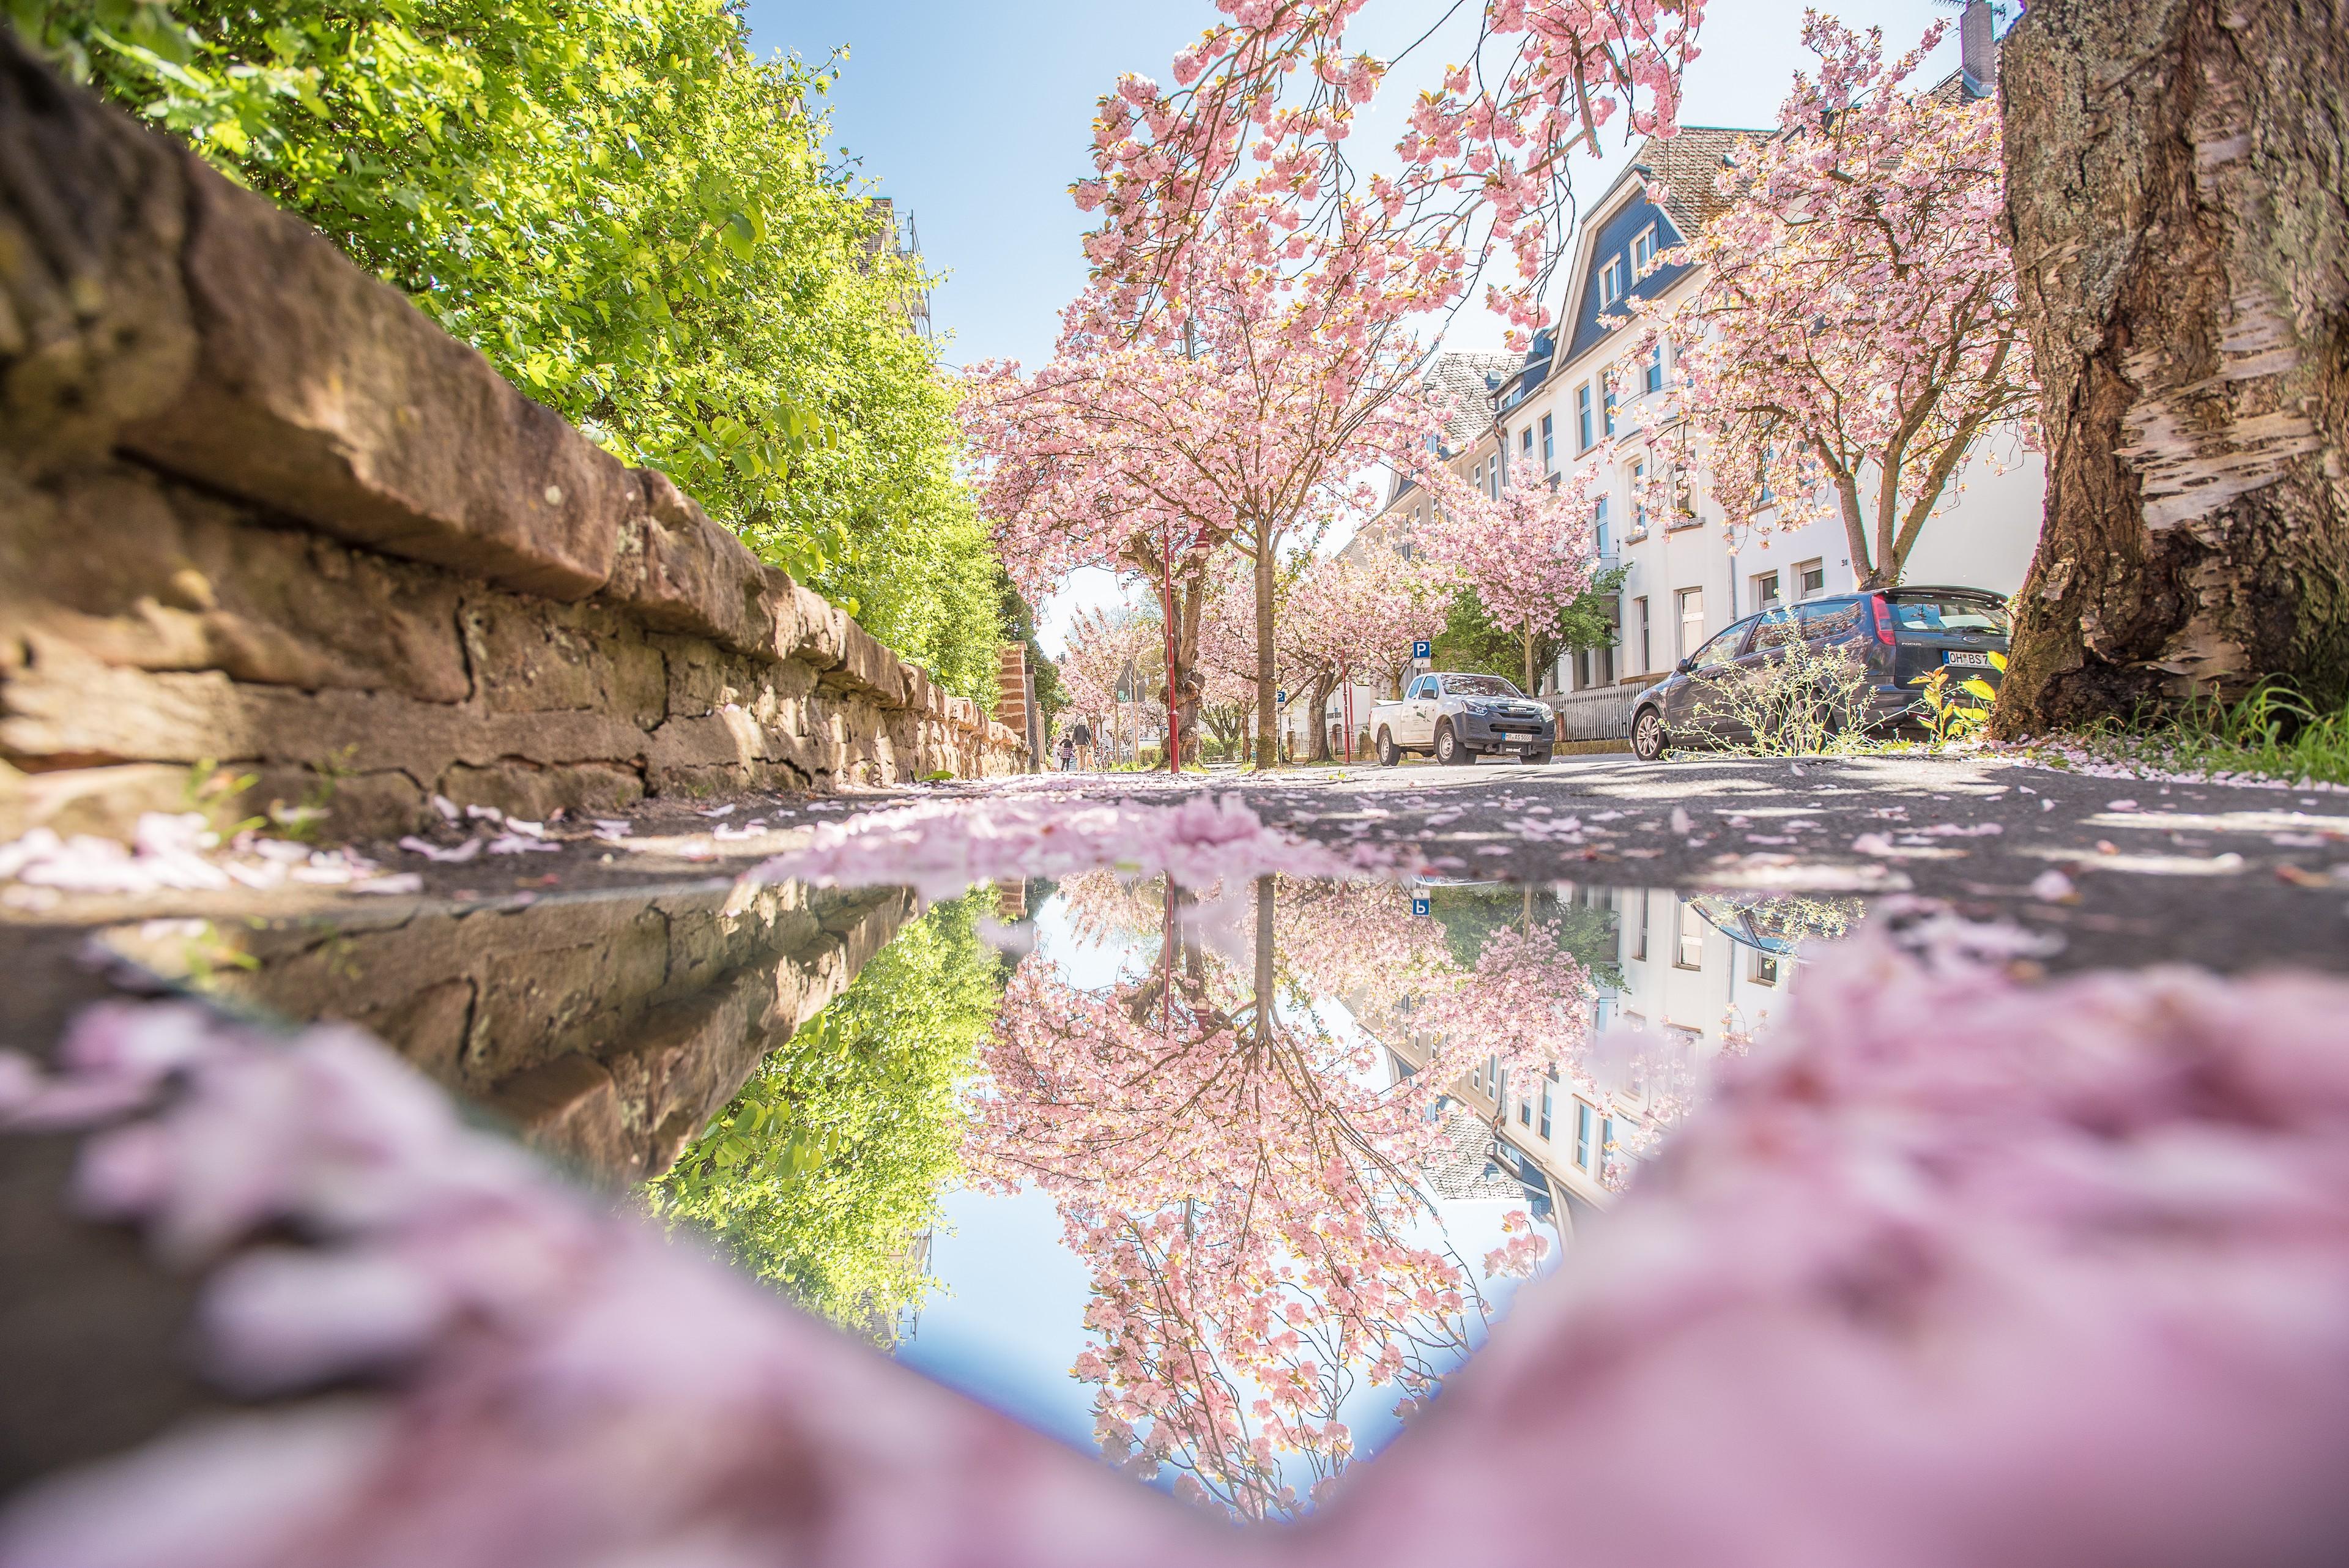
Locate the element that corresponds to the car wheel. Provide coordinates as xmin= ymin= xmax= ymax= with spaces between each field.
xmin=1631 ymin=708 xmax=1668 ymax=761
xmin=1434 ymin=721 xmax=1461 ymax=766
xmin=1521 ymin=746 xmax=1553 ymax=765
xmin=1376 ymin=728 xmax=1399 ymax=767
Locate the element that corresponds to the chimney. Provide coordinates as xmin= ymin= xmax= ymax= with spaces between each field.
xmin=1959 ymin=1 xmax=1997 ymax=98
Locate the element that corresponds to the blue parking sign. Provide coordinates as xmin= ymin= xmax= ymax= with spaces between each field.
xmin=1275 ymin=688 xmax=1288 ymax=705
xmin=1411 ymin=896 xmax=1431 ymax=916
xmin=1411 ymin=640 xmax=1432 ymax=660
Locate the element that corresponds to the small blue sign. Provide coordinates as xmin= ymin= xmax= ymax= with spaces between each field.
xmin=1275 ymin=688 xmax=1288 ymax=705
xmin=1411 ymin=896 xmax=1431 ymax=917
xmin=1411 ymin=640 xmax=1432 ymax=660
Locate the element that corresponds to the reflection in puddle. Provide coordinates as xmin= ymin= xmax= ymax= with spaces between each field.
xmin=75 ymin=872 xmax=1865 ymax=1522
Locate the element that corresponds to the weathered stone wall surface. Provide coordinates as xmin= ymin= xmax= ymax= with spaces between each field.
xmin=94 ymin=880 xmax=916 ymax=1184
xmin=0 ymin=38 xmax=1025 ymax=840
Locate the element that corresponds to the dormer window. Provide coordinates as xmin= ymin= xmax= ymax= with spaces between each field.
xmin=1598 ymin=254 xmax=1627 ymax=308
xmin=1633 ymin=223 xmax=1660 ymax=275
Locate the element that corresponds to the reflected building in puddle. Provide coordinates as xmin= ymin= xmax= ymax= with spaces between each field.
xmin=1352 ymin=883 xmax=1858 ymax=1245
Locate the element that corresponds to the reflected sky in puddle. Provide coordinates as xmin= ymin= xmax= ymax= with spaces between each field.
xmin=73 ymin=869 xmax=1864 ymax=1523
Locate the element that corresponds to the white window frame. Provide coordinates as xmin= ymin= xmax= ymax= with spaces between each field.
xmin=1598 ymin=253 xmax=1626 ymax=307
xmin=1632 ymin=223 xmax=1659 ymax=275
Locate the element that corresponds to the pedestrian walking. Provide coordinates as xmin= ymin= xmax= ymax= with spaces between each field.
xmin=1055 ymin=732 xmax=1075 ymax=771
xmin=1069 ymin=719 xmax=1093 ymax=770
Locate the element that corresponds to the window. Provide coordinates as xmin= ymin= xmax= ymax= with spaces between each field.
xmin=1521 ymin=427 xmax=1535 ymax=465
xmin=1632 ymin=223 xmax=1660 ymax=274
xmin=1751 ymin=605 xmax=1801 ymax=652
xmin=1690 ymin=618 xmax=1753 ymax=670
xmin=1642 ymin=343 xmax=1664 ymax=395
xmin=1603 ymin=382 xmax=1618 ymax=437
xmin=1541 ymin=413 xmax=1556 ymax=470
xmin=1629 ymin=890 xmax=1648 ymax=960
xmin=1518 ymin=1093 xmax=1532 ymax=1127
xmin=1749 ymin=947 xmax=1781 ymax=986
xmin=1538 ymin=1079 xmax=1554 ymax=1140
xmin=1634 ymin=595 xmax=1651 ymax=673
xmin=1599 ymin=253 xmax=1626 ymax=307
xmin=1629 ymin=459 xmax=1647 ymax=535
xmin=1592 ymin=496 xmax=1610 ymax=557
xmin=1674 ymin=898 xmax=1705 ymax=970
xmin=1890 ymin=594 xmax=2011 ymax=634
xmin=1575 ymin=1102 xmax=1595 ymax=1169
xmin=1408 ymin=675 xmax=1436 ymax=700
xmin=1796 ymin=558 xmax=1827 ymax=600
xmin=1755 ymin=570 xmax=1781 ymax=611
xmin=1676 ymin=586 xmax=1704 ymax=657
xmin=1575 ymin=384 xmax=1594 ymax=450
xmin=1798 ymin=597 xmax=1865 ymax=638
xmin=1574 ymin=638 xmax=1616 ymax=691
xmin=1600 ymin=1117 xmax=1617 ymax=1172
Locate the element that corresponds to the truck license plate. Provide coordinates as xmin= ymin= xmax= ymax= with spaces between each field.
xmin=1944 ymin=650 xmax=1995 ymax=668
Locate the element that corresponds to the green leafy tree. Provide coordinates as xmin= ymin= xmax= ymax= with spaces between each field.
xmin=9 ymin=0 xmax=1000 ymax=696
xmin=1433 ymin=565 xmax=1630 ymax=692
xmin=647 ymin=895 xmax=1006 ymax=1337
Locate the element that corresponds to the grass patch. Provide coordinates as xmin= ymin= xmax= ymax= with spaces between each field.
xmin=2047 ymin=684 xmax=2349 ymax=787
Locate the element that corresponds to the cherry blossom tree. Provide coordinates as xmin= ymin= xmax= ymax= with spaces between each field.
xmin=1422 ymin=456 xmax=1603 ymax=693
xmin=1630 ymin=17 xmax=2037 ymax=590
xmin=1076 ymin=2 xmax=1707 ymax=344
xmin=1058 ymin=606 xmax=1159 ymax=767
xmin=968 ymin=874 xmax=1547 ymax=1518
xmin=1279 ymin=546 xmax=1457 ymax=761
xmin=965 ymin=196 xmax=1463 ymax=772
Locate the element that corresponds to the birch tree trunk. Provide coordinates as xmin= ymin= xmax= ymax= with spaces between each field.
xmin=1992 ymin=0 xmax=2349 ymax=734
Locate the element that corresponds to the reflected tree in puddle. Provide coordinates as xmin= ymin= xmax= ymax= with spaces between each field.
xmin=647 ymin=894 xmax=1006 ymax=1339
xmin=971 ymin=874 xmax=1575 ymax=1519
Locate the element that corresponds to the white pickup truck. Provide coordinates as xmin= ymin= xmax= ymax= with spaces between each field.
xmin=1371 ymin=671 xmax=1557 ymax=766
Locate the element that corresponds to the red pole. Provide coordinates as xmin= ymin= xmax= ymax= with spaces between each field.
xmin=1343 ymin=666 xmax=1354 ymax=764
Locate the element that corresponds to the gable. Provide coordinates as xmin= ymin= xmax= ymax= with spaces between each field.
xmin=1563 ymin=192 xmax=1691 ymax=363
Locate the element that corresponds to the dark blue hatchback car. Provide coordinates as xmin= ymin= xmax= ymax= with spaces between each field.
xmin=1629 ymin=587 xmax=2011 ymax=760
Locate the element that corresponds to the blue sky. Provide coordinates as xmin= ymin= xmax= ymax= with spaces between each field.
xmin=738 ymin=2 xmax=1980 ymax=644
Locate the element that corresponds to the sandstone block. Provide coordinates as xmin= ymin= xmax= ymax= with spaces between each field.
xmin=462 ymin=598 xmax=664 ymax=724
xmin=0 ymin=466 xmax=470 ymax=702
xmin=436 ymin=762 xmax=644 ymax=825
xmin=604 ymin=470 xmax=784 ymax=660
xmin=0 ymin=37 xmax=199 ymax=471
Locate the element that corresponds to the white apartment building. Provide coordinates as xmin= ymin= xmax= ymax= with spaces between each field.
xmin=1337 ymin=101 xmax=2043 ymax=745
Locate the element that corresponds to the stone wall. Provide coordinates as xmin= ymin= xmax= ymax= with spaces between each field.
xmin=93 ymin=880 xmax=916 ymax=1185
xmin=0 ymin=37 xmax=1026 ymax=841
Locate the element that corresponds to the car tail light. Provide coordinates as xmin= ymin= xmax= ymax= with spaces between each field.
xmin=1869 ymin=593 xmax=1896 ymax=644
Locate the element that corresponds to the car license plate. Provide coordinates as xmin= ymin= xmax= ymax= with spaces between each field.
xmin=1944 ymin=650 xmax=1995 ymax=668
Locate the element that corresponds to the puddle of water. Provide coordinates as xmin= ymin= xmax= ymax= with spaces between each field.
xmin=58 ymin=869 xmax=1867 ymax=1522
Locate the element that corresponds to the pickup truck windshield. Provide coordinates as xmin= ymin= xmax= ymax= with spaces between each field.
xmin=1442 ymin=675 xmax=1522 ymax=697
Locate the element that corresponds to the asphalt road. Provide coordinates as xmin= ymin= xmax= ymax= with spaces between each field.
xmin=1222 ymin=751 xmax=2349 ymax=976
xmin=5 ymin=752 xmax=2342 ymax=982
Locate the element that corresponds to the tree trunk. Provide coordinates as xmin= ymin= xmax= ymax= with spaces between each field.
xmin=1252 ymin=536 xmax=1279 ymax=770
xmin=1523 ymin=621 xmax=1536 ymax=695
xmin=1253 ymin=875 xmax=1275 ymax=1047
xmin=1306 ymin=669 xmax=1338 ymax=762
xmin=1175 ymin=574 xmax=1206 ymax=765
xmin=1992 ymin=0 xmax=2349 ymax=735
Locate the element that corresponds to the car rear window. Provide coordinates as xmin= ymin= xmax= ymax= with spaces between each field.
xmin=1443 ymin=675 xmax=1523 ymax=697
xmin=1796 ymin=598 xmax=1865 ymax=636
xmin=1890 ymin=595 xmax=2009 ymax=634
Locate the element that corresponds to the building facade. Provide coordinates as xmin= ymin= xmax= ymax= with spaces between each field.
xmin=1335 ymin=105 xmax=2043 ymax=747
